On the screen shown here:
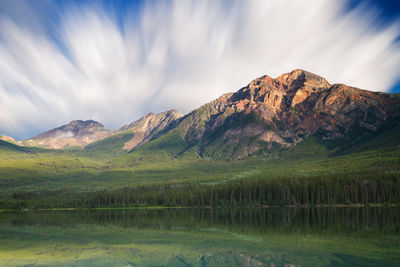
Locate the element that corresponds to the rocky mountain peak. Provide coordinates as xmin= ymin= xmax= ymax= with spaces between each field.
xmin=34 ymin=120 xmax=107 ymax=140
xmin=230 ymin=69 xmax=331 ymax=109
xmin=65 ymin=120 xmax=105 ymax=133
xmin=165 ymin=109 xmax=183 ymax=117
xmin=278 ymin=69 xmax=330 ymax=90
xmin=69 ymin=119 xmax=102 ymax=126
xmin=120 ymin=110 xmax=183 ymax=132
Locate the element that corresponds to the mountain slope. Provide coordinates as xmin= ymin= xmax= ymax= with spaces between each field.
xmin=119 ymin=109 xmax=183 ymax=150
xmin=84 ymin=110 xmax=183 ymax=154
xmin=133 ymin=69 xmax=400 ymax=159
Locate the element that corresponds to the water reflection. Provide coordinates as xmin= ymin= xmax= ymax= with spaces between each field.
xmin=2 ymin=207 xmax=399 ymax=235
xmin=0 ymin=207 xmax=399 ymax=267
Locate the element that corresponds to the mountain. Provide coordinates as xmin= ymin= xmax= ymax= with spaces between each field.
xmin=26 ymin=120 xmax=111 ymax=149
xmin=133 ymin=69 xmax=400 ymax=159
xmin=84 ymin=110 xmax=183 ymax=154
xmin=118 ymin=109 xmax=184 ymax=150
xmin=6 ymin=69 xmax=400 ymax=158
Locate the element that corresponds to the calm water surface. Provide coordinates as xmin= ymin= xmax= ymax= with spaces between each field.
xmin=0 ymin=207 xmax=399 ymax=266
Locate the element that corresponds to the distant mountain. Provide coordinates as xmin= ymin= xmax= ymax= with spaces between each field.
xmin=133 ymin=69 xmax=400 ymax=159
xmin=26 ymin=120 xmax=111 ymax=149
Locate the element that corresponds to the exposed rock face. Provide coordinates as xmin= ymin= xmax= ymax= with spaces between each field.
xmin=155 ymin=69 xmax=400 ymax=158
xmin=227 ymin=69 xmax=399 ymax=143
xmin=119 ymin=109 xmax=184 ymax=150
xmin=28 ymin=120 xmax=111 ymax=149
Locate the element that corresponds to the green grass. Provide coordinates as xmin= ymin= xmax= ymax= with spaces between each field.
xmin=83 ymin=132 xmax=134 ymax=157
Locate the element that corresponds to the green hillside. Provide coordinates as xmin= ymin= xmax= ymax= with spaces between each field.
xmin=83 ymin=132 xmax=134 ymax=157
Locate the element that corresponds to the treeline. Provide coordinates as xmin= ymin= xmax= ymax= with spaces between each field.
xmin=1 ymin=172 xmax=399 ymax=209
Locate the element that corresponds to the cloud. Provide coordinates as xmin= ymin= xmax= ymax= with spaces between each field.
xmin=0 ymin=0 xmax=399 ymax=139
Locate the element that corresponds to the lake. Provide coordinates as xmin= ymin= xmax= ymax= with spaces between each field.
xmin=0 ymin=207 xmax=399 ymax=266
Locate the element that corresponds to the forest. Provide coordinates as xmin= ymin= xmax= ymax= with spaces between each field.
xmin=2 ymin=171 xmax=399 ymax=209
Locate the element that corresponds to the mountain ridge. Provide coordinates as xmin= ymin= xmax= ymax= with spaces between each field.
xmin=118 ymin=109 xmax=184 ymax=150
xmin=6 ymin=69 xmax=400 ymax=157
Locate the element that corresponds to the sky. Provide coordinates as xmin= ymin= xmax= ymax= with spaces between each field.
xmin=0 ymin=0 xmax=399 ymax=139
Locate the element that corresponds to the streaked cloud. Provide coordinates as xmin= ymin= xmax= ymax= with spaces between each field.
xmin=0 ymin=0 xmax=399 ymax=139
